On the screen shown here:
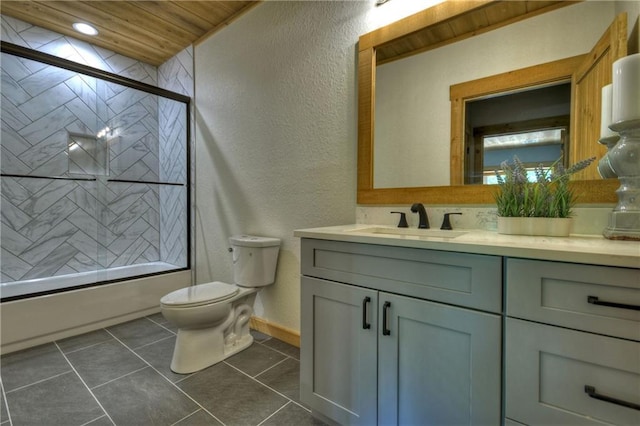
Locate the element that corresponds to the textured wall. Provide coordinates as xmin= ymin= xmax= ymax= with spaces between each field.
xmin=194 ymin=1 xmax=375 ymax=330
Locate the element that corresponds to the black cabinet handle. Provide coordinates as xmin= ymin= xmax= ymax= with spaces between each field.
xmin=382 ymin=301 xmax=391 ymax=336
xmin=587 ymin=296 xmax=640 ymax=311
xmin=362 ymin=297 xmax=371 ymax=329
xmin=584 ymin=385 xmax=640 ymax=410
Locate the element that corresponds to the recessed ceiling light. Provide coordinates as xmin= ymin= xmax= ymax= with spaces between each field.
xmin=73 ymin=22 xmax=98 ymax=36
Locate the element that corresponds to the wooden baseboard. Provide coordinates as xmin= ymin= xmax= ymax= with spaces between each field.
xmin=250 ymin=316 xmax=300 ymax=348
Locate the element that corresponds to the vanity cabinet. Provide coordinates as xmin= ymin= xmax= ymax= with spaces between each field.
xmin=505 ymin=259 xmax=640 ymax=425
xmin=300 ymin=238 xmax=502 ymax=425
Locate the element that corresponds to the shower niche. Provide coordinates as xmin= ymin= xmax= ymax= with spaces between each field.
xmin=68 ymin=133 xmax=111 ymax=176
xmin=0 ymin=43 xmax=191 ymax=299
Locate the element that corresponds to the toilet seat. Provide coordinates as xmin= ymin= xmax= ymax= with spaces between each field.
xmin=160 ymin=282 xmax=239 ymax=308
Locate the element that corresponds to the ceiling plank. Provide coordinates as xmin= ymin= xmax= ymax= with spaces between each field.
xmin=0 ymin=0 xmax=259 ymax=66
xmin=1 ymin=1 xmax=166 ymax=64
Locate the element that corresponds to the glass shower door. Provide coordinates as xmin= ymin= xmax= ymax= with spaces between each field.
xmin=1 ymin=46 xmax=189 ymax=300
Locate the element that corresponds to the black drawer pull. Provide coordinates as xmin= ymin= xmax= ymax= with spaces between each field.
xmin=362 ymin=297 xmax=371 ymax=329
xmin=587 ymin=296 xmax=640 ymax=311
xmin=382 ymin=301 xmax=391 ymax=336
xmin=584 ymin=385 xmax=640 ymax=411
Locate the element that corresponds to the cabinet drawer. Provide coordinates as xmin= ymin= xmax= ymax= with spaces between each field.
xmin=506 ymin=258 xmax=640 ymax=341
xmin=506 ymin=318 xmax=640 ymax=425
xmin=301 ymin=238 xmax=502 ymax=313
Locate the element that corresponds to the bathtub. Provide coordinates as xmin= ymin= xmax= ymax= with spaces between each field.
xmin=0 ymin=262 xmax=182 ymax=299
xmin=1 ymin=264 xmax=191 ymax=353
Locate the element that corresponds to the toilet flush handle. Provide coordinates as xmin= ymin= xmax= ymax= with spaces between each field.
xmin=229 ymin=247 xmax=239 ymax=264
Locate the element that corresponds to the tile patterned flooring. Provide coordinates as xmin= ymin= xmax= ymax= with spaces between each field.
xmin=0 ymin=314 xmax=325 ymax=426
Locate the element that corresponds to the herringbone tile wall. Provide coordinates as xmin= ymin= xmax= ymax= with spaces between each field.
xmin=0 ymin=15 xmax=191 ymax=289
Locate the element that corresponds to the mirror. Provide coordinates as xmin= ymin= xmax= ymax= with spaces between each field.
xmin=358 ymin=0 xmax=624 ymax=204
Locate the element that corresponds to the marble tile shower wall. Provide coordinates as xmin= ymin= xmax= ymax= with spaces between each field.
xmin=158 ymin=47 xmax=193 ymax=268
xmin=0 ymin=16 xmax=190 ymax=283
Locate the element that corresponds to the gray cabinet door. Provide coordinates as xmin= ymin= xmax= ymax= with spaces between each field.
xmin=300 ymin=276 xmax=378 ymax=425
xmin=377 ymin=292 xmax=502 ymax=426
xmin=506 ymin=318 xmax=640 ymax=425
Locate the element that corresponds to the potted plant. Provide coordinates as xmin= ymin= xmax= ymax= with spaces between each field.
xmin=494 ymin=155 xmax=596 ymax=236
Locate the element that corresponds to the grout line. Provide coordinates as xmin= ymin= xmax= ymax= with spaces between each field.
xmin=62 ymin=338 xmax=115 ymax=355
xmin=53 ymin=341 xmax=116 ymax=426
xmin=1 ymin=382 xmax=13 ymax=426
xmin=223 ymin=361 xmax=295 ymax=404
xmin=252 ymin=357 xmax=289 ymax=378
xmin=79 ymin=414 xmax=108 ymax=426
xmin=103 ymin=329 xmax=227 ymax=426
xmin=90 ymin=366 xmax=149 ymax=391
xmin=256 ymin=400 xmax=291 ymax=426
xmin=132 ymin=334 xmax=175 ymax=351
xmin=143 ymin=316 xmax=176 ymax=335
xmin=4 ymin=370 xmax=73 ymax=394
xmin=168 ymin=408 xmax=201 ymax=426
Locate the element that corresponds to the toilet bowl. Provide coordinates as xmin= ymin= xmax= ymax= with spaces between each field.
xmin=160 ymin=235 xmax=280 ymax=374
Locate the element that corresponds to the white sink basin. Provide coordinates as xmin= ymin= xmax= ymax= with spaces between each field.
xmin=347 ymin=227 xmax=468 ymax=239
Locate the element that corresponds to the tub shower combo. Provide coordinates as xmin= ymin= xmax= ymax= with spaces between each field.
xmin=1 ymin=42 xmax=190 ymax=300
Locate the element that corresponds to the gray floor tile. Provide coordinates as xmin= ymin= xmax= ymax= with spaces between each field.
xmin=261 ymin=402 xmax=327 ymax=426
xmin=178 ymin=362 xmax=287 ymax=426
xmin=5 ymin=371 xmax=104 ymax=426
xmin=134 ymin=336 xmax=192 ymax=383
xmin=262 ymin=338 xmax=300 ymax=360
xmin=93 ymin=367 xmax=198 ymax=426
xmin=146 ymin=312 xmax=168 ymax=325
xmin=250 ymin=329 xmax=271 ymax=343
xmin=1 ymin=383 xmax=9 ymax=424
xmin=106 ymin=317 xmax=173 ymax=349
xmin=65 ymin=339 xmax=147 ymax=389
xmin=174 ymin=409 xmax=223 ymax=426
xmin=57 ymin=329 xmax=113 ymax=353
xmin=256 ymin=357 xmax=301 ymax=402
xmin=0 ymin=342 xmax=71 ymax=391
xmin=225 ymin=342 xmax=287 ymax=377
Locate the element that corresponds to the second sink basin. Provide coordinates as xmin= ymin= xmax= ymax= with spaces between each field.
xmin=347 ymin=227 xmax=468 ymax=239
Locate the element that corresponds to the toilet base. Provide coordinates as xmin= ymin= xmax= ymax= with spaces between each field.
xmin=170 ymin=327 xmax=254 ymax=374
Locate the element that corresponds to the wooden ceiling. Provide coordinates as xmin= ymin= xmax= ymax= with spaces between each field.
xmin=0 ymin=1 xmax=260 ymax=66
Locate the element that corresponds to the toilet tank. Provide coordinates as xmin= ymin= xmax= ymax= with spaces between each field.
xmin=229 ymin=235 xmax=281 ymax=288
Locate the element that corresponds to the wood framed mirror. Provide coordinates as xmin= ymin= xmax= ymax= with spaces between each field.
xmin=357 ymin=0 xmax=625 ymax=204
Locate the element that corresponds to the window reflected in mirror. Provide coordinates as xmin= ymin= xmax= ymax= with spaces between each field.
xmin=464 ymin=82 xmax=571 ymax=185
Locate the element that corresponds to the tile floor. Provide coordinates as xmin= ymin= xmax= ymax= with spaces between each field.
xmin=0 ymin=313 xmax=326 ymax=426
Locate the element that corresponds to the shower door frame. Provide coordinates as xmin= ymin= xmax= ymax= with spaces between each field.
xmin=0 ymin=41 xmax=192 ymax=301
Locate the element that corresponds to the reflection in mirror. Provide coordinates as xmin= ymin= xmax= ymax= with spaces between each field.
xmin=372 ymin=1 xmax=617 ymax=189
xmin=464 ymin=82 xmax=571 ymax=184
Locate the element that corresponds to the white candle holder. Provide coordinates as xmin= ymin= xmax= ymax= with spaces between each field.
xmin=603 ymin=119 xmax=640 ymax=240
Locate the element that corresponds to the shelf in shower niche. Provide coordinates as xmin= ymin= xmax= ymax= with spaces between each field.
xmin=107 ymin=179 xmax=185 ymax=186
xmin=0 ymin=173 xmax=97 ymax=181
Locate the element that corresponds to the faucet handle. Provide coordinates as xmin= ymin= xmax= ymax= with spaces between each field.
xmin=441 ymin=212 xmax=462 ymax=230
xmin=390 ymin=211 xmax=408 ymax=228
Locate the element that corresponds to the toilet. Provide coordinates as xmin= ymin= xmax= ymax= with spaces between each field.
xmin=160 ymin=235 xmax=280 ymax=374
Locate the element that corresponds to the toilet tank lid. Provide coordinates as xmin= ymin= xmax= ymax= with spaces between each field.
xmin=229 ymin=235 xmax=280 ymax=247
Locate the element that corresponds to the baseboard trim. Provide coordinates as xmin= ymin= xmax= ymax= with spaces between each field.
xmin=250 ymin=316 xmax=300 ymax=348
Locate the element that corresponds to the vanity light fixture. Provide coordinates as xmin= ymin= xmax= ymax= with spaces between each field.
xmin=72 ymin=22 xmax=98 ymax=36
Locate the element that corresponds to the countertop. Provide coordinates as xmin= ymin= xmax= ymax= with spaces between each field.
xmin=294 ymin=225 xmax=640 ymax=268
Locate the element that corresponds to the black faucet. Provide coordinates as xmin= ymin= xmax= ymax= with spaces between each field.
xmin=410 ymin=203 xmax=429 ymax=229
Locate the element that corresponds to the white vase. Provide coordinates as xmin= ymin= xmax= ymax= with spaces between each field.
xmin=497 ymin=217 xmax=572 ymax=237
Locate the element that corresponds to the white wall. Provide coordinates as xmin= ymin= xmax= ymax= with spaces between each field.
xmin=194 ymin=1 xmax=377 ymax=331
